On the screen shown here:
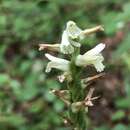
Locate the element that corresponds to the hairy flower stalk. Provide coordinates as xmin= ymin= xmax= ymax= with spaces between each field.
xmin=69 ymin=48 xmax=87 ymax=130
xmin=39 ymin=21 xmax=105 ymax=130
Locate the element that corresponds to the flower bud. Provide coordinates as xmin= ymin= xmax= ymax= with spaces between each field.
xmin=39 ymin=44 xmax=60 ymax=52
xmin=83 ymin=25 xmax=104 ymax=35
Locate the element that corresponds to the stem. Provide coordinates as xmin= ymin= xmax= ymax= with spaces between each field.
xmin=68 ymin=48 xmax=87 ymax=130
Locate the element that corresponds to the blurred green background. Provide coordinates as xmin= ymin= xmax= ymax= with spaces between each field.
xmin=0 ymin=0 xmax=130 ymax=130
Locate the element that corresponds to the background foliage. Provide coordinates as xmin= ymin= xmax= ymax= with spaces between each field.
xmin=0 ymin=0 xmax=130 ymax=130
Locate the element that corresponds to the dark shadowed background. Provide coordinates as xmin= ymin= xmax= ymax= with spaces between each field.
xmin=0 ymin=0 xmax=130 ymax=130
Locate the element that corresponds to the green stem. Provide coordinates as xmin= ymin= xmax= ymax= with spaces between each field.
xmin=68 ymin=48 xmax=87 ymax=130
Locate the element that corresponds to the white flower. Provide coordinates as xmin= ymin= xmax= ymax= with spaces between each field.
xmin=75 ymin=43 xmax=105 ymax=72
xmin=45 ymin=53 xmax=70 ymax=73
xmin=60 ymin=21 xmax=105 ymax=54
xmin=60 ymin=21 xmax=83 ymax=54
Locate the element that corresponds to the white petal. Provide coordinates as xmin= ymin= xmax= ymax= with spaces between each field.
xmin=45 ymin=53 xmax=70 ymax=72
xmin=45 ymin=62 xmax=54 ymax=73
xmin=60 ymin=31 xmax=74 ymax=54
xmin=45 ymin=53 xmax=61 ymax=63
xmin=76 ymin=54 xmax=103 ymax=66
xmin=85 ymin=43 xmax=105 ymax=56
xmin=61 ymin=31 xmax=70 ymax=46
xmin=45 ymin=53 xmax=69 ymax=64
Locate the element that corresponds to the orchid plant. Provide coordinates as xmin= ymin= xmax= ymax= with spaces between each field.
xmin=39 ymin=21 xmax=105 ymax=130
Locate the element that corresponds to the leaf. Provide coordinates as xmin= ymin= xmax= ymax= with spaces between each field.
xmin=111 ymin=110 xmax=125 ymax=121
xmin=115 ymin=97 xmax=130 ymax=109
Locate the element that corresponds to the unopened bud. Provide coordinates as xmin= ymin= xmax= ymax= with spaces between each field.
xmin=39 ymin=43 xmax=60 ymax=52
xmin=83 ymin=25 xmax=104 ymax=35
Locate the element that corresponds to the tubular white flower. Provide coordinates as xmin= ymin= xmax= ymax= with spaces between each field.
xmin=75 ymin=43 xmax=105 ymax=72
xmin=45 ymin=53 xmax=70 ymax=73
xmin=60 ymin=21 xmax=83 ymax=54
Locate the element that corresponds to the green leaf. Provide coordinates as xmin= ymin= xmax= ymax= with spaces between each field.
xmin=111 ymin=110 xmax=125 ymax=121
xmin=115 ymin=97 xmax=130 ymax=109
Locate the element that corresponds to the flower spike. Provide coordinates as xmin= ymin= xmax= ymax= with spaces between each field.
xmin=39 ymin=20 xmax=106 ymax=130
